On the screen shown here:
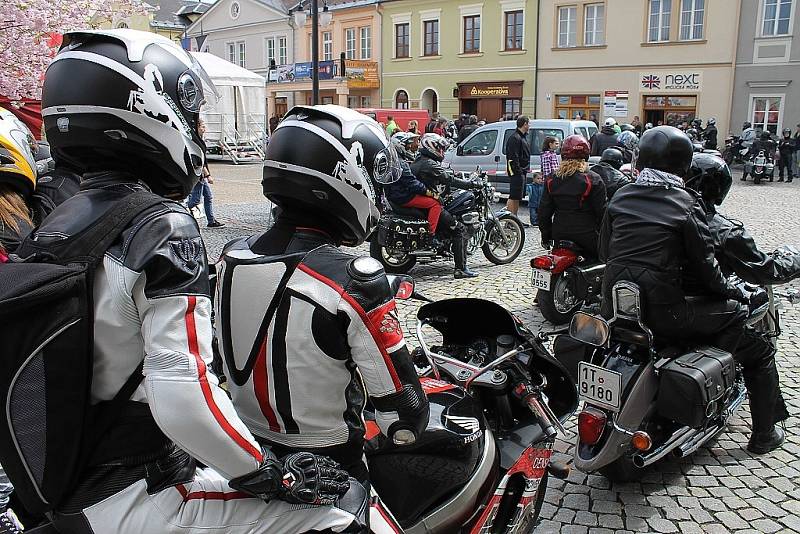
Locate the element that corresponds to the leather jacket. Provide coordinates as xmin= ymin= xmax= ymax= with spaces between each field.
xmin=384 ymin=160 xmax=429 ymax=205
xmin=749 ymin=139 xmax=776 ymax=159
xmin=703 ymin=125 xmax=718 ymax=150
xmin=216 ymin=220 xmax=429 ymax=467
xmin=538 ymin=170 xmax=607 ymax=255
xmin=27 ymin=172 xmax=265 ymax=506
xmin=599 ymin=182 xmax=739 ymax=308
xmin=410 ymin=151 xmax=473 ymax=195
xmin=708 ymin=210 xmax=800 ymax=285
xmin=590 ymin=126 xmax=619 ymax=156
xmin=505 ymin=129 xmax=531 ymax=177
xmin=590 ymin=163 xmax=631 ymax=200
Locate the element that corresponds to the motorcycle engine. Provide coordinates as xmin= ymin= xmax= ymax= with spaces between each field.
xmin=460 ymin=211 xmax=481 ymax=233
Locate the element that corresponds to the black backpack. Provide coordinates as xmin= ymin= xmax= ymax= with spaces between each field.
xmin=0 ymin=190 xmax=163 ymax=516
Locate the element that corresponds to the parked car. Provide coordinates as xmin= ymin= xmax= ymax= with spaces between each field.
xmin=445 ymin=119 xmax=600 ymax=195
xmin=355 ymin=108 xmax=431 ymax=133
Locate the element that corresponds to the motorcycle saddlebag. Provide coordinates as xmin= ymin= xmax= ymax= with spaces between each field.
xmin=377 ymin=217 xmax=431 ymax=252
xmin=656 ymin=347 xmax=735 ymax=428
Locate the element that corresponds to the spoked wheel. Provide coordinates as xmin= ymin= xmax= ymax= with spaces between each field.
xmin=482 ymin=214 xmax=525 ymax=265
xmin=537 ymin=272 xmax=584 ymax=324
xmin=369 ymin=239 xmax=417 ymax=274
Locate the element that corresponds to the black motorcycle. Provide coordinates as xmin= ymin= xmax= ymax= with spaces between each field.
xmin=370 ymin=169 xmax=525 ymax=274
xmin=743 ymin=150 xmax=775 ymax=184
xmin=722 ymin=135 xmax=749 ymax=165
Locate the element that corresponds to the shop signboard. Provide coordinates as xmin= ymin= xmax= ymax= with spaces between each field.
xmin=345 ymin=60 xmax=379 ymax=89
xmin=282 ymin=61 xmax=336 ymax=82
xmin=640 ymin=71 xmax=702 ymax=92
xmin=457 ymin=81 xmax=524 ymax=99
xmin=603 ymin=91 xmax=629 ymax=118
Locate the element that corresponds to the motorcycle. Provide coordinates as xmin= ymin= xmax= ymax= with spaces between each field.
xmin=367 ymin=284 xmax=578 ymax=533
xmin=370 ymin=169 xmax=525 ymax=274
xmin=530 ymin=240 xmax=604 ymax=325
xmin=552 ymin=280 xmax=799 ymax=482
xmin=722 ymin=135 xmax=749 ymax=165
xmin=744 ymin=150 xmax=775 ymax=184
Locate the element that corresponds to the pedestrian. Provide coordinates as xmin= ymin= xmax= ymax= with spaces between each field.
xmin=540 ymin=136 xmax=561 ymax=178
xmin=457 ymin=115 xmax=479 ymax=143
xmin=631 ymin=115 xmax=643 ymax=135
xmin=433 ymin=117 xmax=447 ymax=137
xmin=385 ymin=115 xmax=399 ymax=138
xmin=268 ymin=114 xmax=279 ymax=135
xmin=407 ymin=119 xmax=419 ymax=134
xmin=528 ymin=172 xmax=544 ymax=226
xmin=590 ymin=114 xmax=599 ymax=127
xmin=187 ymin=119 xmax=224 ymax=227
xmin=793 ymin=123 xmax=800 ymax=178
xmin=505 ymin=115 xmax=531 ymax=218
xmin=777 ymin=128 xmax=794 ymax=182
xmin=591 ymin=118 xmax=619 ymax=156
xmin=425 ymin=112 xmax=439 ymax=133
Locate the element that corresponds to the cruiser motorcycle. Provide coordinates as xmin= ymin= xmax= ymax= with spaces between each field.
xmin=370 ymin=169 xmax=525 ymax=274
xmin=552 ymin=279 xmax=798 ymax=482
xmin=367 ymin=283 xmax=578 ymax=533
xmin=743 ymin=151 xmax=775 ymax=184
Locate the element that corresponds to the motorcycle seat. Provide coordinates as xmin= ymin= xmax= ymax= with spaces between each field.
xmin=389 ymin=201 xmax=428 ymax=221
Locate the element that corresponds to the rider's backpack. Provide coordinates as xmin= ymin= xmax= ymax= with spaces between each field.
xmin=0 ymin=191 xmax=162 ymax=516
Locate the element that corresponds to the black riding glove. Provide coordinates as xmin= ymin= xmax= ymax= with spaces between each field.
xmin=228 ymin=451 xmax=350 ymax=506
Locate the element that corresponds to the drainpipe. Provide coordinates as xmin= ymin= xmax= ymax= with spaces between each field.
xmin=533 ymin=0 xmax=540 ymax=118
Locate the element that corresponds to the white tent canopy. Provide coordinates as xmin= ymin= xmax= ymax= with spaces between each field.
xmin=191 ymin=52 xmax=266 ymax=145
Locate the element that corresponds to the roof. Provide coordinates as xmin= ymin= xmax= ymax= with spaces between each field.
xmin=149 ymin=0 xmax=215 ymax=28
xmin=280 ymin=0 xmax=379 ymax=11
xmin=191 ymin=52 xmax=266 ymax=86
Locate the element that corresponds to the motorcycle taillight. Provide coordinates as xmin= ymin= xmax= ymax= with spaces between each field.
xmin=531 ymin=256 xmax=555 ymax=270
xmin=578 ymin=408 xmax=607 ymax=446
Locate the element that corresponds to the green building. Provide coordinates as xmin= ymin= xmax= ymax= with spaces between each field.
xmin=379 ymin=0 xmax=538 ymax=121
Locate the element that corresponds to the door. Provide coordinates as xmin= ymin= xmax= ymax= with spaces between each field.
xmin=461 ymin=99 xmax=478 ymax=116
xmin=275 ymin=98 xmax=288 ymax=118
xmin=477 ymin=99 xmax=502 ymax=124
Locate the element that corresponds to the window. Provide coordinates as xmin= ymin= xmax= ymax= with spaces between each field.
xmin=554 ymin=94 xmax=601 ymax=122
xmin=503 ymin=128 xmax=565 ymax=156
xmin=424 ymin=20 xmax=439 ymax=56
xmin=463 ymin=15 xmax=481 ymax=53
xmin=505 ymin=11 xmax=524 ymax=50
xmin=361 ymin=96 xmax=371 ymax=107
xmin=751 ymin=96 xmax=783 ymax=134
xmin=557 ymin=6 xmax=578 ymax=48
xmin=278 ymin=37 xmax=287 ymax=65
xmin=395 ymin=90 xmax=409 ymax=109
xmin=238 ymin=41 xmax=246 ymax=67
xmin=584 ymin=3 xmax=605 ymax=45
xmin=648 ymin=0 xmax=672 ymax=42
xmin=347 ymin=96 xmax=358 ymax=108
xmin=503 ymin=99 xmax=522 ymax=116
xmin=680 ymin=0 xmax=704 ymax=40
xmin=395 ymin=24 xmax=410 ymax=58
xmin=345 ymin=28 xmax=356 ymax=59
xmin=265 ymin=37 xmax=276 ymax=67
xmin=762 ymin=0 xmax=793 ymax=36
xmin=228 ymin=41 xmax=245 ymax=67
xmin=462 ymin=130 xmax=499 ymax=156
xmin=360 ymin=27 xmax=372 ymax=59
xmin=227 ymin=42 xmax=236 ymax=63
xmin=322 ymin=32 xmax=332 ymax=61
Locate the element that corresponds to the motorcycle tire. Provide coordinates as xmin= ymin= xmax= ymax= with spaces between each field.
xmin=537 ymin=273 xmax=584 ymax=325
xmin=722 ymin=149 xmax=734 ymax=165
xmin=481 ymin=214 xmax=525 ymax=265
xmin=599 ymin=454 xmax=646 ymax=483
xmin=754 ymin=174 xmax=761 ymax=185
xmin=369 ymin=239 xmax=417 ymax=274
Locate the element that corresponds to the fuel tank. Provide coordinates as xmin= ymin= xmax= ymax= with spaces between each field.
xmin=444 ymin=190 xmax=476 ymax=215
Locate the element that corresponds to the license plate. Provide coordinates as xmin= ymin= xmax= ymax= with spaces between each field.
xmin=531 ymin=269 xmax=552 ymax=291
xmin=578 ymin=362 xmax=622 ymax=411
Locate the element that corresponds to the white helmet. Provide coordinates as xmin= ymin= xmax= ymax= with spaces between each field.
xmin=605 ymin=117 xmax=617 ymax=127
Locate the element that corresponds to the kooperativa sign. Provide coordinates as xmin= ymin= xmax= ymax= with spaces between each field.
xmin=640 ymin=71 xmax=703 ymax=92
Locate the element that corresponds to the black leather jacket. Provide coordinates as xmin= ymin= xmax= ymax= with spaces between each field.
xmin=749 ymin=139 xmax=776 ymax=159
xmin=599 ymin=183 xmax=738 ymax=308
xmin=590 ymin=163 xmax=631 ymax=200
xmin=703 ymin=125 xmax=718 ymax=150
xmin=590 ymin=126 xmax=619 ymax=156
xmin=538 ymin=170 xmax=607 ymax=255
xmin=410 ymin=151 xmax=474 ymax=195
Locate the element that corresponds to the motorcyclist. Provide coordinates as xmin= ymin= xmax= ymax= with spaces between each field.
xmin=590 ymin=118 xmax=619 ymax=156
xmin=599 ymin=126 xmax=759 ymax=446
xmin=777 ymin=128 xmax=794 ymax=182
xmin=590 ymin=147 xmax=631 ymax=200
xmin=31 ymin=30 xmax=362 ymax=533
xmin=615 ymin=130 xmax=639 ymax=165
xmin=457 ymin=115 xmax=479 ymax=144
xmin=538 ymin=135 xmax=607 ymax=257
xmin=744 ymin=131 xmax=777 ymax=181
xmin=216 ymin=105 xmax=429 ymax=486
xmin=412 ymin=133 xmax=479 ymax=278
xmin=703 ymin=117 xmax=718 ymax=150
xmin=384 ymin=132 xmax=442 ymax=234
xmin=685 ymin=153 xmax=796 ymax=453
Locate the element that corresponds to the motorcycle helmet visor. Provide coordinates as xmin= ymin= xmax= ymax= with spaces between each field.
xmin=176 ymin=54 xmax=220 ymax=113
xmin=373 ymin=143 xmax=402 ymax=185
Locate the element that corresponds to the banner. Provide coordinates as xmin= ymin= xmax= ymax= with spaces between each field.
xmin=293 ymin=61 xmax=335 ymax=81
xmin=269 ymin=64 xmax=295 ymax=83
xmin=344 ymin=60 xmax=379 ymax=89
xmin=640 ymin=71 xmax=702 ymax=92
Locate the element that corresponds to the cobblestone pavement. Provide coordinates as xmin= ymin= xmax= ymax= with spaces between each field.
xmin=201 ymin=162 xmax=800 ymax=534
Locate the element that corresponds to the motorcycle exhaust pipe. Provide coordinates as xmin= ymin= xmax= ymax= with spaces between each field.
xmin=673 ymin=387 xmax=747 ymax=459
xmin=631 ymin=426 xmax=694 ymax=468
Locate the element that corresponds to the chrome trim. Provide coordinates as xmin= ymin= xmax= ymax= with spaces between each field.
xmin=631 ymin=426 xmax=694 ymax=468
xmin=404 ymin=428 xmax=498 ymax=534
xmin=676 ymin=387 xmax=747 ymax=458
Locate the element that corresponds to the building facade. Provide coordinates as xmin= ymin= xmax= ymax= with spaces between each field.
xmin=537 ymin=0 xmax=740 ymax=140
xmin=731 ymin=0 xmax=800 ymax=136
xmin=379 ymin=0 xmax=538 ymax=121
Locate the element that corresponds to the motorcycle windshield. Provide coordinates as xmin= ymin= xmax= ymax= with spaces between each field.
xmin=417 ymin=298 xmax=529 ymax=343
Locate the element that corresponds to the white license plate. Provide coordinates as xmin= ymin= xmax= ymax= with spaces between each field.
xmin=531 ymin=269 xmax=552 ymax=291
xmin=578 ymin=362 xmax=622 ymax=411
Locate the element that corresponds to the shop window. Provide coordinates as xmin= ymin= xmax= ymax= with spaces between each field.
xmin=345 ymin=28 xmax=356 ymax=59
xmin=462 ymin=130 xmax=498 ymax=156
xmin=322 ymin=32 xmax=332 ymax=61
xmin=395 ymin=23 xmax=410 ymax=58
xmin=762 ymin=0 xmax=793 ymax=36
xmin=322 ymin=96 xmax=334 ymax=105
xmin=584 ymin=4 xmax=605 ymax=46
xmin=347 ymin=96 xmax=358 ymax=108
xmin=463 ymin=15 xmax=481 ymax=53
xmin=503 ymin=99 xmax=522 ymax=116
xmin=360 ymin=27 xmax=372 ymax=59
xmin=751 ymin=96 xmax=783 ymax=135
xmin=554 ymin=94 xmax=600 ymax=122
xmin=395 ymin=90 xmax=409 ymax=110
xmin=424 ymin=20 xmax=439 ymax=56
xmin=505 ymin=11 xmax=524 ymax=50
xmin=557 ymin=6 xmax=578 ymax=48
xmin=648 ymin=0 xmax=672 ymax=42
xmin=679 ymin=0 xmax=705 ymax=40
xmin=643 ymin=94 xmax=697 ymax=127
xmin=361 ymin=96 xmax=371 ymax=107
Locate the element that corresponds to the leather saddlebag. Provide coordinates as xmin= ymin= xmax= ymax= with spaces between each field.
xmin=377 ymin=217 xmax=431 ymax=252
xmin=656 ymin=347 xmax=735 ymax=428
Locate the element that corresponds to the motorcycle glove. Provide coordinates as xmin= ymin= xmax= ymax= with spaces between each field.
xmin=228 ymin=451 xmax=350 ymax=506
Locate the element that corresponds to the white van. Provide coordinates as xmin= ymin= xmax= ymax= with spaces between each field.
xmin=445 ymin=119 xmax=600 ymax=194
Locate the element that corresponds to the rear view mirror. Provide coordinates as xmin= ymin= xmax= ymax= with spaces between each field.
xmin=456 ymin=145 xmax=464 ymax=156
xmin=387 ymin=275 xmax=414 ymax=300
xmin=569 ymin=312 xmax=610 ymax=347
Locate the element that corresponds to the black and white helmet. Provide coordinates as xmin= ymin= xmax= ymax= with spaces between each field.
xmin=263 ymin=105 xmax=401 ymax=246
xmin=419 ymin=133 xmax=448 ymax=161
xmin=42 ymin=29 xmax=218 ymax=198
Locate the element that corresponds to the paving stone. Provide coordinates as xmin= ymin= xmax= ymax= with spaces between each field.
xmin=721 ymin=496 xmax=748 ymax=509
xmin=738 ymin=507 xmax=763 ymax=521
xmin=646 ymin=495 xmax=678 ymax=508
xmin=618 ymin=492 xmax=646 ymax=505
xmin=561 ymin=525 xmax=589 ymax=534
xmin=663 ymin=507 xmax=692 ymax=521
xmin=677 ymin=521 xmax=704 ymax=534
xmin=623 ymin=517 xmax=647 ymax=531
xmin=563 ymin=493 xmax=590 ymax=510
xmin=533 ymin=519 xmax=561 ymax=533
xmin=646 ymin=518 xmax=678 ymax=533
xmin=778 ymin=515 xmax=800 ymax=532
xmin=574 ymin=511 xmax=598 ymax=527
xmin=623 ymin=504 xmax=658 ymax=518
xmin=698 ymin=497 xmax=728 ymax=512
xmin=715 ymin=511 xmax=748 ymax=530
xmin=597 ymin=514 xmax=624 ymax=529
xmin=587 ymin=529 xmax=613 ymax=534
xmin=750 ymin=518 xmax=785 ymax=533
xmin=688 ymin=508 xmax=715 ymax=524
xmin=687 ymin=475 xmax=718 ymax=487
xmin=677 ymin=496 xmax=701 ymax=508
xmin=587 ymin=475 xmax=611 ymax=489
xmin=553 ymin=508 xmax=576 ymax=524
xmin=591 ymin=500 xmax=621 ymax=515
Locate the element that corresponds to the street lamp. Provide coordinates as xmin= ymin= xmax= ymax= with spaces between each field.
xmin=290 ymin=1 xmax=332 ymax=105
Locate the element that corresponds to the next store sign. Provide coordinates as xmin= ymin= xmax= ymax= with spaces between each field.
xmin=640 ymin=71 xmax=703 ymax=92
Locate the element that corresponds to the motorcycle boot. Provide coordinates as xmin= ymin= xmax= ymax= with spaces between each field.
xmin=451 ymin=221 xmax=477 ymax=279
xmin=748 ymin=426 xmax=785 ymax=455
